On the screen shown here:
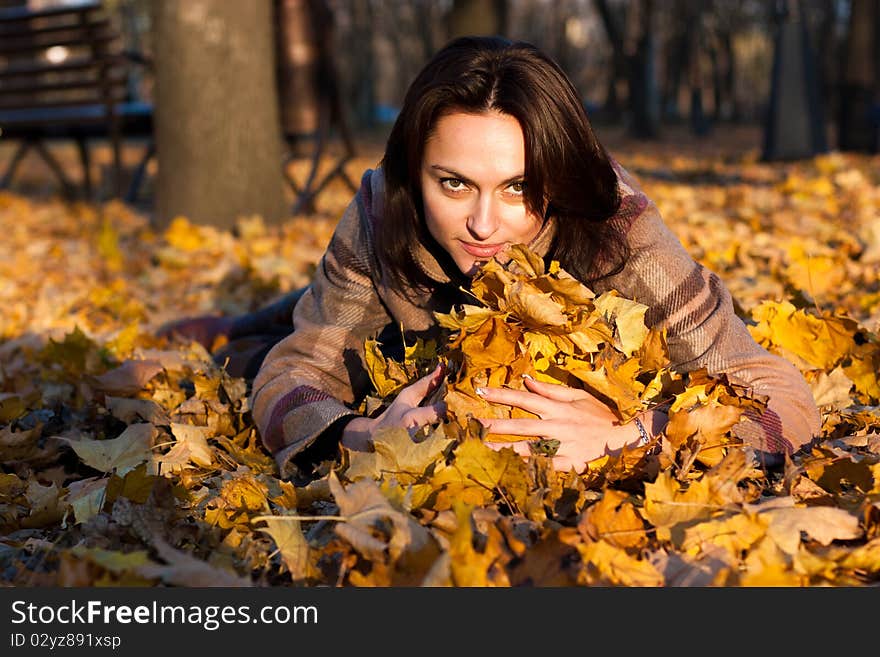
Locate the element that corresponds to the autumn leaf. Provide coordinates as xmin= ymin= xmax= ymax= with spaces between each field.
xmin=575 ymin=539 xmax=664 ymax=586
xmin=137 ymin=537 xmax=252 ymax=587
xmin=252 ymin=515 xmax=314 ymax=581
xmin=64 ymin=477 xmax=108 ymax=525
xmin=60 ymin=423 xmax=157 ymax=476
xmin=87 ymin=359 xmax=164 ymax=397
xmin=577 ymin=488 xmax=648 ymax=550
xmin=150 ymin=423 xmax=214 ymax=475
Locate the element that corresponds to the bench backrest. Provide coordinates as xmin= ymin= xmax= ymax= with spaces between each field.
xmin=0 ymin=1 xmax=131 ymax=119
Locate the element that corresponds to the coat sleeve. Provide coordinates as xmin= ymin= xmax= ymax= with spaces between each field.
xmin=250 ymin=171 xmax=390 ymax=476
xmin=600 ymin=168 xmax=821 ymax=456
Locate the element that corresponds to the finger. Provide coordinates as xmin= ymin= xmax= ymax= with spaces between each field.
xmin=398 ymin=364 xmax=444 ymax=404
xmin=404 ymin=402 xmax=446 ymax=429
xmin=476 ymin=386 xmax=553 ymax=416
xmin=480 ymin=417 xmax=551 ymax=437
xmin=521 ymin=375 xmax=591 ymax=402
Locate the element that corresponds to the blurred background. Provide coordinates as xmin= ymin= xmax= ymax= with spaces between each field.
xmin=0 ymin=0 xmax=877 ymax=229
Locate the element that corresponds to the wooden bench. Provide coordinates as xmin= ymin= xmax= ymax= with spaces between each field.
xmin=0 ymin=0 xmax=153 ymax=201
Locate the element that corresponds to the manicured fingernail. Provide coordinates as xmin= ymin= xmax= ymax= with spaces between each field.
xmin=475 ymin=387 xmax=487 ymax=397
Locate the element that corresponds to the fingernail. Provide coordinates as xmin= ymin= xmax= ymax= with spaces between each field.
xmin=475 ymin=387 xmax=487 ymax=397
xmin=521 ymin=374 xmax=534 ymax=381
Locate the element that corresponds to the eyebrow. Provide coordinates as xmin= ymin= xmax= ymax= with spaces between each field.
xmin=429 ymin=165 xmax=524 ymax=187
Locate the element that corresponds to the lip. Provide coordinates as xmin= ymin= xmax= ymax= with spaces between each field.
xmin=459 ymin=241 xmax=505 ymax=259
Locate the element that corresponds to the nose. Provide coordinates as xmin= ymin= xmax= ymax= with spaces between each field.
xmin=466 ymin=196 xmax=499 ymax=240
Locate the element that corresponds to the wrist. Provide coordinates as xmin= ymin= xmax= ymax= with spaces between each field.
xmin=341 ymin=416 xmax=374 ymax=452
xmin=632 ymin=409 xmax=667 ymax=454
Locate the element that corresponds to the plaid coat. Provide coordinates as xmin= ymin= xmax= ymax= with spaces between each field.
xmin=251 ymin=164 xmax=821 ymax=477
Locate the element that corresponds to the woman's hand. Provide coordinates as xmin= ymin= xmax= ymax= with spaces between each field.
xmin=341 ymin=364 xmax=447 ymax=452
xmin=476 ymin=375 xmax=659 ymax=471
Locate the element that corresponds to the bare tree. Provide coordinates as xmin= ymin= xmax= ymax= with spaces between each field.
xmin=152 ymin=0 xmax=286 ymax=229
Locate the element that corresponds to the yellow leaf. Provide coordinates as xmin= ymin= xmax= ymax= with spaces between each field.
xmin=253 ymin=516 xmax=314 ymax=581
xmin=680 ymin=513 xmax=767 ymax=563
xmin=504 ymin=280 xmax=568 ymax=328
xmin=430 ymin=437 xmax=530 ymax=512
xmin=643 ymin=470 xmax=721 ymax=544
xmin=364 ymin=338 xmax=407 ymax=398
xmin=447 ymin=501 xmax=510 ymax=586
xmin=163 ymin=216 xmax=207 ymax=252
xmin=577 ymin=488 xmax=648 ymax=549
xmin=69 ymin=546 xmax=153 ymax=573
xmin=748 ymin=300 xmax=856 ymax=371
xmin=61 ymin=423 xmax=156 ymax=476
xmin=64 ymin=477 xmax=108 ymax=524
xmin=576 ymin=539 xmax=664 ymax=586
xmin=593 ymin=291 xmax=650 ymax=357
xmin=370 ymin=424 xmax=453 ymax=485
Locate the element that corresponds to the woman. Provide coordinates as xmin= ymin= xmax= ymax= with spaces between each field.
xmin=172 ymin=36 xmax=821 ymax=479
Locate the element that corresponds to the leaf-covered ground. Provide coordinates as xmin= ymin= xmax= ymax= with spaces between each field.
xmin=1 ymin=131 xmax=879 ymax=587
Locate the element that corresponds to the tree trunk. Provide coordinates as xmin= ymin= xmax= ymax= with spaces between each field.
xmin=593 ymin=0 xmax=627 ymax=117
xmin=152 ymin=0 xmax=286 ymax=230
xmin=349 ymin=0 xmax=377 ymax=130
xmin=276 ymin=0 xmax=324 ymax=138
xmin=838 ymin=0 xmax=879 ymax=152
xmin=687 ymin=4 xmax=710 ymax=135
xmin=761 ymin=0 xmax=828 ymax=161
xmin=627 ymin=0 xmax=660 ymax=139
xmin=447 ymin=0 xmax=508 ymax=38
xmin=661 ymin=1 xmax=689 ymax=121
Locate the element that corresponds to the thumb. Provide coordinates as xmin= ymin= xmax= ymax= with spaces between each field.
xmin=399 ymin=363 xmax=444 ymax=404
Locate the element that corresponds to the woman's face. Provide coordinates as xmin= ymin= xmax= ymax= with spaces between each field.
xmin=420 ymin=110 xmax=544 ymax=276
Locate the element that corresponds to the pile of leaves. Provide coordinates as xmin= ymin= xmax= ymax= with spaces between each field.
xmin=1 ymin=147 xmax=879 ymax=587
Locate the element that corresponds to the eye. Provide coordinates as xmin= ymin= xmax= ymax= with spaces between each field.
xmin=440 ymin=177 xmax=467 ymax=193
xmin=507 ymin=181 xmax=526 ymax=195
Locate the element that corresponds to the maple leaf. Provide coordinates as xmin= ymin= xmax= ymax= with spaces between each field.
xmin=252 ymin=515 xmax=314 ymax=581
xmin=368 ymin=424 xmax=453 ymax=484
xmin=592 ymin=291 xmax=650 ymax=357
xmin=59 ymin=423 xmax=156 ymax=476
xmin=748 ymin=300 xmax=857 ymax=371
xmin=21 ymin=480 xmax=68 ymax=529
xmin=328 ymin=471 xmax=425 ymax=563
xmin=430 ymin=437 xmax=531 ymax=513
xmin=68 ymin=546 xmax=153 ymax=573
xmin=64 ymin=477 xmax=108 ymax=525
xmin=577 ymin=489 xmax=648 ymax=549
xmin=575 ymin=539 xmax=664 ymax=586
xmin=87 ymin=359 xmax=164 ymax=397
xmin=748 ymin=498 xmax=863 ymax=554
xmin=150 ymin=423 xmax=214 ymax=475
xmin=447 ymin=501 xmax=511 ymax=586
xmin=136 ymin=537 xmax=253 ymax=587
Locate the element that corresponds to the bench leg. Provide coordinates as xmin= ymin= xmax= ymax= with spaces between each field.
xmin=125 ymin=141 xmax=155 ymax=203
xmin=75 ymin=137 xmax=92 ymax=200
xmin=0 ymin=140 xmax=33 ymax=189
xmin=32 ymin=140 xmax=78 ymax=198
xmin=290 ymin=117 xmax=328 ymax=216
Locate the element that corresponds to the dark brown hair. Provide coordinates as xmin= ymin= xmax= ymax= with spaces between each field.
xmin=378 ymin=35 xmax=625 ymax=290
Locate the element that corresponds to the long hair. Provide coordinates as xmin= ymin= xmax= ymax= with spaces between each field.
xmin=378 ymin=35 xmax=625 ymax=290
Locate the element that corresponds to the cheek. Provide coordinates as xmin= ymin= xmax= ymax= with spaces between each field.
xmin=422 ymin=193 xmax=456 ymax=240
xmin=507 ymin=209 xmax=543 ymax=243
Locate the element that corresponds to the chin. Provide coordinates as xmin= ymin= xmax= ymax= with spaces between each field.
xmin=459 ymin=259 xmax=482 ymax=277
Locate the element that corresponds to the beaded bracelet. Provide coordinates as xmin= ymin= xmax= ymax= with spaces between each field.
xmin=634 ymin=416 xmax=651 ymax=446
